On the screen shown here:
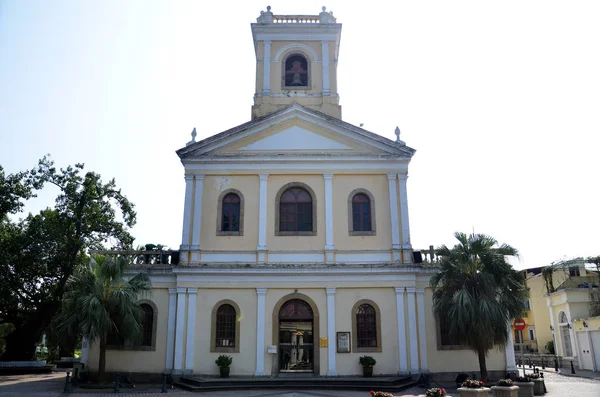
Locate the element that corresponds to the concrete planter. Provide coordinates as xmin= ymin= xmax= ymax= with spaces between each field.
xmin=514 ymin=382 xmax=534 ymax=397
xmin=491 ymin=385 xmax=519 ymax=397
xmin=532 ymin=379 xmax=545 ymax=395
xmin=457 ymin=387 xmax=491 ymax=397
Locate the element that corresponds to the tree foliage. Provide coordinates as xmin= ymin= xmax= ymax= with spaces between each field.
xmin=56 ymin=255 xmax=151 ymax=374
xmin=430 ymin=232 xmax=527 ymax=381
xmin=0 ymin=157 xmax=136 ymax=360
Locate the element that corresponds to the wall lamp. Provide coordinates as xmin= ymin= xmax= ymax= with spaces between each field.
xmin=549 ymin=325 xmax=554 ymax=331
xmin=567 ymin=323 xmax=572 ymax=329
xmin=583 ymin=320 xmax=588 ymax=328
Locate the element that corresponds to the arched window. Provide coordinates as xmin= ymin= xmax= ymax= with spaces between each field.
xmin=352 ymin=193 xmax=372 ymax=232
xmin=279 ymin=187 xmax=313 ymax=233
xmin=211 ymin=300 xmax=241 ymax=353
xmin=140 ymin=303 xmax=154 ymax=347
xmin=284 ymin=54 xmax=309 ymax=87
xmin=107 ymin=300 xmax=157 ymax=351
xmin=348 ymin=189 xmax=376 ymax=235
xmin=217 ymin=189 xmax=244 ymax=236
xmin=558 ymin=311 xmax=573 ymax=357
xmin=351 ymin=300 xmax=382 ymax=352
xmin=222 ymin=193 xmax=240 ymax=232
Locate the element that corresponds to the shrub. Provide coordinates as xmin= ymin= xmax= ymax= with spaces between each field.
xmin=462 ymin=379 xmax=485 ymax=388
xmin=497 ymin=379 xmax=514 ymax=387
xmin=426 ymin=387 xmax=447 ymax=396
xmin=215 ymin=355 xmax=232 ymax=368
xmin=359 ymin=356 xmax=377 ymax=367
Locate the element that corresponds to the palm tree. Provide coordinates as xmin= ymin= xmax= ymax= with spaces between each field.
xmin=430 ymin=232 xmax=527 ymax=381
xmin=56 ymin=254 xmax=151 ymax=376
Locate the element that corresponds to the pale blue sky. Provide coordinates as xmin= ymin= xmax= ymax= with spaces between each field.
xmin=1 ymin=1 xmax=599 ymax=268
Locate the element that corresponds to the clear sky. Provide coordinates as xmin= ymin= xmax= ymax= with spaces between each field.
xmin=1 ymin=1 xmax=599 ymax=269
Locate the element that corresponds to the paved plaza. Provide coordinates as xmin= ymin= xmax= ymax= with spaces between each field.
xmin=1 ymin=370 xmax=600 ymax=396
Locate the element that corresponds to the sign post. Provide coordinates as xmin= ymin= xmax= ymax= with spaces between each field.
xmin=514 ymin=318 xmax=527 ymax=375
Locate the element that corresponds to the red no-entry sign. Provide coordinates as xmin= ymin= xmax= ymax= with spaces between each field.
xmin=514 ymin=318 xmax=526 ymax=331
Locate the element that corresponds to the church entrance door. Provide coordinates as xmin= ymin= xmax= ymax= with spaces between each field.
xmin=278 ymin=299 xmax=314 ymax=373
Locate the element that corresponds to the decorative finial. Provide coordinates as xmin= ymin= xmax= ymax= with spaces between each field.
xmin=186 ymin=127 xmax=197 ymax=146
xmin=267 ymin=5 xmax=271 ymax=12
xmin=322 ymin=6 xmax=326 ymax=12
xmin=394 ymin=126 xmax=405 ymax=146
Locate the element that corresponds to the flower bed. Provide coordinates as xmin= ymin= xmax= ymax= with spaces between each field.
xmin=458 ymin=379 xmax=490 ymax=397
xmin=370 ymin=391 xmax=394 ymax=397
xmin=426 ymin=387 xmax=447 ymax=397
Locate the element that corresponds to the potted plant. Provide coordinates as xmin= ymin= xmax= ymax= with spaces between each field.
xmin=370 ymin=391 xmax=393 ymax=397
xmin=491 ymin=379 xmax=519 ymax=397
xmin=359 ymin=356 xmax=376 ymax=377
xmin=527 ymin=373 xmax=544 ymax=396
xmin=513 ymin=376 xmax=534 ymax=397
xmin=457 ymin=379 xmax=490 ymax=397
xmin=215 ymin=355 xmax=232 ymax=378
xmin=425 ymin=387 xmax=448 ymax=397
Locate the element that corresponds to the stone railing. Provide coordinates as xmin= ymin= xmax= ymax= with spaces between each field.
xmin=91 ymin=249 xmax=180 ymax=266
xmin=273 ymin=15 xmax=321 ymax=24
xmin=413 ymin=245 xmax=438 ymax=264
xmin=257 ymin=6 xmax=337 ymax=24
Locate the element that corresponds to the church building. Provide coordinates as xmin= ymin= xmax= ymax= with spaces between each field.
xmin=83 ymin=6 xmax=515 ymax=380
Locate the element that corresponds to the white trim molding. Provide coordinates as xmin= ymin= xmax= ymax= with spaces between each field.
xmin=190 ymin=175 xmax=205 ymax=250
xmin=398 ymin=173 xmax=411 ymax=247
xmin=273 ymin=43 xmax=320 ymax=62
xmin=321 ymin=40 xmax=330 ymax=95
xmin=180 ymin=175 xmax=194 ymax=249
xmin=323 ymin=173 xmax=335 ymax=254
xmin=262 ymin=41 xmax=271 ymax=94
xmin=173 ymin=287 xmax=187 ymax=373
xmin=326 ymin=287 xmax=337 ymax=376
xmin=165 ymin=288 xmax=177 ymax=371
xmin=255 ymin=288 xmax=267 ymax=376
xmin=406 ymin=287 xmax=419 ymax=373
xmin=184 ymin=288 xmax=198 ymax=373
xmin=257 ymin=174 xmax=269 ymax=252
xmin=416 ymin=288 xmax=428 ymax=372
xmin=394 ymin=287 xmax=408 ymax=374
xmin=387 ymin=173 xmax=401 ymax=251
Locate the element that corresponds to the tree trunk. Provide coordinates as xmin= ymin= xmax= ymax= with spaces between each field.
xmin=98 ymin=334 xmax=107 ymax=377
xmin=478 ymin=348 xmax=488 ymax=381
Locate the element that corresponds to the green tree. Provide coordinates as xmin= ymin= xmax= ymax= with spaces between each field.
xmin=430 ymin=232 xmax=527 ymax=381
xmin=0 ymin=157 xmax=136 ymax=360
xmin=56 ymin=255 xmax=151 ymax=375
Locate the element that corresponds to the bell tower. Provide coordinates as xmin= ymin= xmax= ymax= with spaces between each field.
xmin=251 ymin=6 xmax=342 ymax=119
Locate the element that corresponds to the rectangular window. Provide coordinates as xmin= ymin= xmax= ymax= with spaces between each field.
xmin=569 ymin=266 xmax=580 ymax=277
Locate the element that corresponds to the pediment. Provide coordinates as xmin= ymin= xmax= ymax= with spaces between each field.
xmin=177 ymin=104 xmax=415 ymax=160
xmin=238 ymin=125 xmax=352 ymax=151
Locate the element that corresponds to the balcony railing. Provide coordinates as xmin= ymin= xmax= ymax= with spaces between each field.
xmin=555 ymin=275 xmax=600 ymax=291
xmin=91 ymin=249 xmax=180 ymax=266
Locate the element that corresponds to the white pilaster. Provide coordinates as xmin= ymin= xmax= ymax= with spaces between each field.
xmin=165 ymin=288 xmax=177 ymax=371
xmin=387 ymin=173 xmax=401 ymax=251
xmin=505 ymin=322 xmax=517 ymax=371
xmin=190 ymin=174 xmax=204 ymax=251
xmin=326 ymin=287 xmax=337 ymax=376
xmin=255 ymin=288 xmax=267 ymax=376
xmin=180 ymin=175 xmax=194 ymax=249
xmin=547 ymin=297 xmax=557 ymax=354
xmin=416 ymin=288 xmax=428 ymax=372
xmin=323 ymin=173 xmax=335 ymax=254
xmin=394 ymin=287 xmax=408 ymax=374
xmin=184 ymin=288 xmax=198 ymax=373
xmin=398 ymin=173 xmax=411 ymax=247
xmin=406 ymin=287 xmax=419 ymax=373
xmin=173 ymin=287 xmax=187 ymax=373
xmin=262 ymin=41 xmax=271 ymax=94
xmin=257 ymin=174 xmax=269 ymax=253
xmin=321 ymin=40 xmax=330 ymax=95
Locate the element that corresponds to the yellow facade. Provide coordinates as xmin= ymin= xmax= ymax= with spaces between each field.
xmin=84 ymin=6 xmax=513 ymax=381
